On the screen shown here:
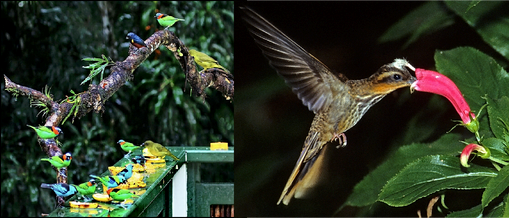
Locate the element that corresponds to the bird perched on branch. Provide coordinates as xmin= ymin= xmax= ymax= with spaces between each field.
xmin=41 ymin=152 xmax=72 ymax=171
xmin=155 ymin=13 xmax=184 ymax=28
xmin=28 ymin=125 xmax=62 ymax=139
xmin=189 ymin=49 xmax=230 ymax=73
xmin=126 ymin=32 xmax=147 ymax=49
xmin=142 ymin=140 xmax=179 ymax=161
xmin=241 ymin=7 xmax=416 ymax=205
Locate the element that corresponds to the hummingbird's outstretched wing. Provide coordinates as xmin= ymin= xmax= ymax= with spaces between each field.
xmin=241 ymin=7 xmax=347 ymax=114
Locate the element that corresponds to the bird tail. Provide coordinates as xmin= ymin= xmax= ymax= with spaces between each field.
xmin=40 ymin=158 xmax=50 ymax=162
xmin=27 ymin=125 xmax=36 ymax=130
xmin=90 ymin=175 xmax=99 ymax=179
xmin=40 ymin=183 xmax=52 ymax=189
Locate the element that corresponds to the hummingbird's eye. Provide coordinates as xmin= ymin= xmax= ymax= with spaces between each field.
xmin=392 ymin=74 xmax=402 ymax=81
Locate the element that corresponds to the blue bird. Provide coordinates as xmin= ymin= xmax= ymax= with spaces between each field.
xmin=41 ymin=183 xmax=78 ymax=198
xmin=116 ymin=164 xmax=133 ymax=181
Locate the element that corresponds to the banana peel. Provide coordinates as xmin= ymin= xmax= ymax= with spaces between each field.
xmin=92 ymin=193 xmax=113 ymax=202
xmin=69 ymin=201 xmax=99 ymax=209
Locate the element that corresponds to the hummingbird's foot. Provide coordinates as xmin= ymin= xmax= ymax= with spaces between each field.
xmin=333 ymin=132 xmax=347 ymax=148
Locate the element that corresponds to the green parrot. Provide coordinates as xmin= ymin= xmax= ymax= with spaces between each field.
xmin=117 ymin=140 xmax=141 ymax=157
xmin=41 ymin=152 xmax=72 ymax=171
xmin=109 ymin=189 xmax=139 ymax=201
xmin=141 ymin=140 xmax=179 ymax=161
xmin=189 ymin=49 xmax=230 ymax=73
xmin=28 ymin=125 xmax=62 ymax=139
xmin=155 ymin=13 xmax=184 ymax=28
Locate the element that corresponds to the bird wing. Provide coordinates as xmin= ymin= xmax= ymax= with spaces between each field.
xmin=241 ymin=7 xmax=347 ymax=114
xmin=50 ymin=155 xmax=64 ymax=164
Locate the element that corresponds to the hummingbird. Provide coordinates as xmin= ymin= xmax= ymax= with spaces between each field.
xmin=154 ymin=13 xmax=184 ymax=28
xmin=27 ymin=125 xmax=62 ymax=139
xmin=241 ymin=7 xmax=416 ymax=205
xmin=126 ymin=32 xmax=147 ymax=49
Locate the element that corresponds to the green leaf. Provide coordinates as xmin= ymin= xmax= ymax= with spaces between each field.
xmin=504 ymin=192 xmax=509 ymax=217
xmin=445 ymin=1 xmax=509 ymax=61
xmin=378 ymin=1 xmax=454 ymax=48
xmin=344 ymin=134 xmax=463 ymax=207
xmin=447 ymin=204 xmax=483 ymax=217
xmin=486 ymin=96 xmax=509 ymax=140
xmin=482 ymin=165 xmax=509 ymax=209
xmin=154 ymin=89 xmax=168 ymax=116
xmin=435 ymin=47 xmax=509 ymax=112
xmin=378 ymin=155 xmax=498 ymax=207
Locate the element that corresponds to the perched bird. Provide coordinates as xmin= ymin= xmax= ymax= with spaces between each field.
xmin=116 ymin=164 xmax=134 ymax=181
xmin=118 ymin=140 xmax=141 ymax=157
xmin=27 ymin=125 xmax=62 ymax=139
xmin=154 ymin=13 xmax=184 ymax=28
xmin=72 ymin=178 xmax=97 ymax=196
xmin=41 ymin=152 xmax=72 ymax=171
xmin=126 ymin=32 xmax=147 ymax=49
xmin=90 ymin=174 xmax=126 ymax=190
xmin=189 ymin=49 xmax=230 ymax=73
xmin=241 ymin=7 xmax=416 ymax=205
xmin=141 ymin=140 xmax=179 ymax=161
xmin=41 ymin=183 xmax=77 ymax=198
xmin=108 ymin=189 xmax=139 ymax=201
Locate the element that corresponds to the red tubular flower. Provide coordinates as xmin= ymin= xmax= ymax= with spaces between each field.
xmin=411 ymin=69 xmax=477 ymax=131
xmin=460 ymin=143 xmax=490 ymax=167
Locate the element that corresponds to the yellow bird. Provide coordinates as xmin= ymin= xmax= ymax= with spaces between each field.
xmin=189 ymin=49 xmax=230 ymax=73
xmin=141 ymin=140 xmax=179 ymax=161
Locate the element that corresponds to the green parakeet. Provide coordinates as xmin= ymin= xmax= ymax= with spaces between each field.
xmin=189 ymin=49 xmax=230 ymax=73
xmin=41 ymin=152 xmax=72 ymax=171
xmin=155 ymin=13 xmax=184 ymax=28
xmin=141 ymin=140 xmax=179 ymax=161
xmin=28 ymin=125 xmax=62 ymax=139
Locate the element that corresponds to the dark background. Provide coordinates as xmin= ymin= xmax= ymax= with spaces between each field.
xmin=234 ymin=1 xmax=493 ymax=216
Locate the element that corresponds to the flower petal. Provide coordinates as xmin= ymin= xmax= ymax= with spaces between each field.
xmin=411 ymin=69 xmax=475 ymax=124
